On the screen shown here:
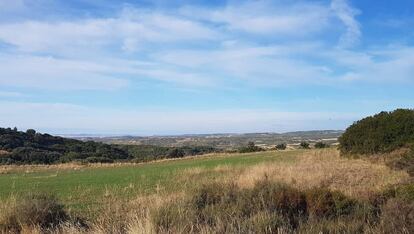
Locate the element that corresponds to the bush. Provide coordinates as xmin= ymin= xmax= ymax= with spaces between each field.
xmin=167 ymin=148 xmax=185 ymax=158
xmin=239 ymin=142 xmax=264 ymax=153
xmin=152 ymin=180 xmax=363 ymax=232
xmin=386 ymin=145 xmax=414 ymax=177
xmin=0 ymin=194 xmax=69 ymax=232
xmin=153 ymin=181 xmax=298 ymax=232
xmin=300 ymin=142 xmax=310 ymax=149
xmin=377 ymin=198 xmax=414 ymax=233
xmin=305 ymin=188 xmax=356 ymax=219
xmin=275 ymin=143 xmax=287 ymax=150
xmin=249 ymin=180 xmax=307 ymax=228
xmin=84 ymin=157 xmax=114 ymax=163
xmin=314 ymin=142 xmax=328 ymax=149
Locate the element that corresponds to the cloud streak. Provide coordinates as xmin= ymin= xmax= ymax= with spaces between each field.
xmin=331 ymin=0 xmax=361 ymax=47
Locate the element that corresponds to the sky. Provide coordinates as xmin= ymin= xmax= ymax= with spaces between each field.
xmin=0 ymin=0 xmax=413 ymax=135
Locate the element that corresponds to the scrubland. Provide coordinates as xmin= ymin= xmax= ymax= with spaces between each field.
xmin=1 ymin=148 xmax=413 ymax=233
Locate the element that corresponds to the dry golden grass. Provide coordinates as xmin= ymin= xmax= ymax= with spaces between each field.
xmin=177 ymin=148 xmax=410 ymax=199
xmin=78 ymin=192 xmax=184 ymax=234
xmin=235 ymin=148 xmax=410 ymax=198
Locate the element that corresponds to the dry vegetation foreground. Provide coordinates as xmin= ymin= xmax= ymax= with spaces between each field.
xmin=1 ymin=149 xmax=412 ymax=233
xmin=234 ymin=149 xmax=409 ymax=199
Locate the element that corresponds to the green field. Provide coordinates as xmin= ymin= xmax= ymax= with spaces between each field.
xmin=0 ymin=150 xmax=298 ymax=212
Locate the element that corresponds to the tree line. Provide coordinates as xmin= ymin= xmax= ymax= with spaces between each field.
xmin=0 ymin=127 xmax=218 ymax=164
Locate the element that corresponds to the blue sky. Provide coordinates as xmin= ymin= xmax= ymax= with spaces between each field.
xmin=0 ymin=0 xmax=413 ymax=135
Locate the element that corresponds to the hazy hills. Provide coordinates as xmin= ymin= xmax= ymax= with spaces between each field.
xmin=76 ymin=130 xmax=343 ymax=149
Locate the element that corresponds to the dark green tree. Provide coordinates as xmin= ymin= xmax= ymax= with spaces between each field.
xmin=339 ymin=109 xmax=414 ymax=154
xmin=275 ymin=143 xmax=287 ymax=150
xmin=300 ymin=142 xmax=310 ymax=149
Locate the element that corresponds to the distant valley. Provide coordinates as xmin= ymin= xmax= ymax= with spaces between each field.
xmin=73 ymin=130 xmax=344 ymax=149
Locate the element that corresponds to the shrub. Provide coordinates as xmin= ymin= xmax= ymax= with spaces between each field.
xmin=167 ymin=148 xmax=185 ymax=158
xmin=239 ymin=142 xmax=264 ymax=153
xmin=0 ymin=194 xmax=69 ymax=232
xmin=84 ymin=157 xmax=114 ymax=163
xmin=152 ymin=180 xmax=365 ymax=232
xmin=249 ymin=180 xmax=307 ymax=228
xmin=380 ymin=183 xmax=414 ymax=201
xmin=314 ymin=142 xmax=328 ymax=149
xmin=386 ymin=145 xmax=414 ymax=176
xmin=300 ymin=142 xmax=310 ymax=149
xmin=275 ymin=143 xmax=287 ymax=150
xmin=154 ymin=181 xmax=298 ymax=232
xmin=305 ymin=188 xmax=356 ymax=219
xmin=377 ymin=198 xmax=414 ymax=233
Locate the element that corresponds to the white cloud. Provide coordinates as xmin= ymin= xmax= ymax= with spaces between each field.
xmin=0 ymin=0 xmax=411 ymax=92
xmin=0 ymin=54 xmax=219 ymax=89
xmin=331 ymin=0 xmax=361 ymax=47
xmin=0 ymin=55 xmax=128 ymax=90
xmin=323 ymin=46 xmax=414 ymax=83
xmin=0 ymin=9 xmax=219 ymax=53
xmin=180 ymin=1 xmax=331 ymax=36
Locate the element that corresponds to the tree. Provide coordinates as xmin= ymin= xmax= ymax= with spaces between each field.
xmin=168 ymin=148 xmax=185 ymax=158
xmin=300 ymin=142 xmax=310 ymax=149
xmin=239 ymin=142 xmax=263 ymax=153
xmin=26 ymin=129 xmax=36 ymax=135
xmin=339 ymin=109 xmax=414 ymax=155
xmin=275 ymin=143 xmax=287 ymax=150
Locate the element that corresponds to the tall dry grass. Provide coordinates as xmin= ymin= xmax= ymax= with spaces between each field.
xmin=235 ymin=149 xmax=410 ymax=199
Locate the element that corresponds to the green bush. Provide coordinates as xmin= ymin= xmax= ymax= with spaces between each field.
xmin=300 ymin=142 xmax=310 ymax=149
xmin=239 ymin=142 xmax=264 ymax=153
xmin=84 ymin=157 xmax=114 ymax=163
xmin=314 ymin=142 xmax=328 ymax=149
xmin=275 ymin=143 xmax=287 ymax=150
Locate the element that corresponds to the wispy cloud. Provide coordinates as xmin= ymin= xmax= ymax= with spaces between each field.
xmin=0 ymin=0 xmax=412 ymax=91
xmin=331 ymin=0 xmax=361 ymax=47
xmin=0 ymin=11 xmax=219 ymax=53
xmin=180 ymin=1 xmax=331 ymax=36
xmin=0 ymin=55 xmax=129 ymax=90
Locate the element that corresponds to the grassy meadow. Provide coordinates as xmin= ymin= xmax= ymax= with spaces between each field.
xmin=1 ymin=148 xmax=412 ymax=233
xmin=0 ymin=150 xmax=299 ymax=211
